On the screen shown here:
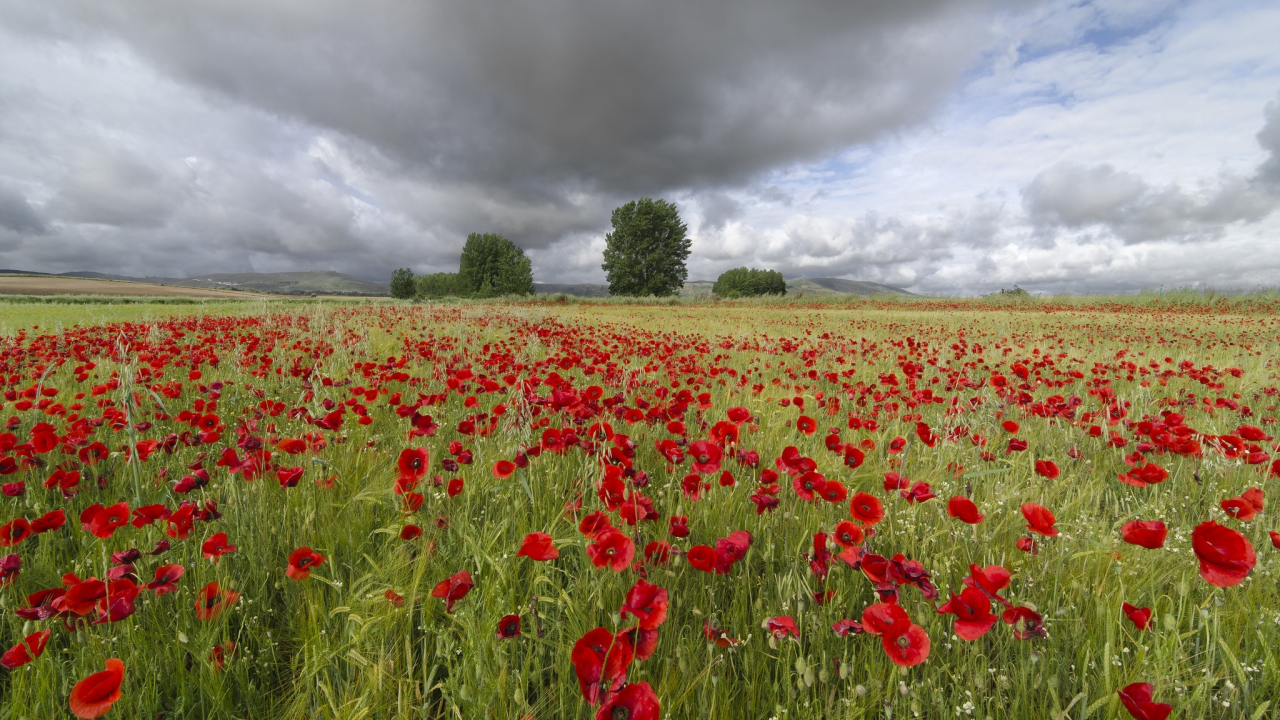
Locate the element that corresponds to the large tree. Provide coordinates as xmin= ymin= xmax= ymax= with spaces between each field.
xmin=389 ymin=268 xmax=416 ymax=299
xmin=457 ymin=233 xmax=534 ymax=297
xmin=601 ymin=198 xmax=690 ymax=297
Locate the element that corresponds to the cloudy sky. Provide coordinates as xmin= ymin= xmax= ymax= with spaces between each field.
xmin=0 ymin=0 xmax=1277 ymax=294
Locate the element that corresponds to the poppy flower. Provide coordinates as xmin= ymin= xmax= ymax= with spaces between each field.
xmin=963 ymin=564 xmax=1012 ymax=605
xmin=947 ymin=496 xmax=984 ymax=524
xmin=0 ymin=517 xmax=30 ymax=546
xmin=796 ymin=415 xmax=817 ymax=436
xmin=398 ymin=448 xmax=429 ymax=478
xmin=1117 ymin=462 xmax=1169 ymax=487
xmin=0 ymin=553 xmax=20 ymax=586
xmin=883 ymin=472 xmax=911 ymax=491
xmin=69 ymin=658 xmax=125 ymax=719
xmin=681 ymin=473 xmax=708 ymax=501
xmin=201 ymin=532 xmax=237 ymax=562
xmin=1271 ymin=531 xmax=1280 ymax=548
xmin=1001 ymin=605 xmax=1047 ymax=640
xmin=287 ymin=547 xmax=326 ymax=580
xmin=619 ymin=579 xmax=669 ymax=630
xmin=585 ymin=529 xmax=635 ymax=572
xmin=516 ymin=532 xmax=559 ymax=561
xmin=713 ymin=530 xmax=753 ymax=574
xmin=496 ymin=614 xmax=521 ymax=639
xmin=209 ymin=641 xmax=235 ymax=672
xmin=571 ymin=628 xmax=633 ymax=705
xmin=1006 ymin=438 xmax=1028 ymax=454
xmin=430 ymin=570 xmax=474 ymax=613
xmin=832 ymin=619 xmax=865 ymax=637
xmin=194 ymin=582 xmax=239 ymax=620
xmin=277 ymin=466 xmax=304 ymax=488
xmin=1122 ymin=602 xmax=1152 ymax=630
xmin=1220 ymin=487 xmax=1264 ymax=521
xmin=492 ymin=460 xmax=515 ymax=479
xmin=843 ymin=446 xmax=865 ymax=469
xmin=668 ymin=515 xmax=689 ymax=538
xmin=578 ymin=511 xmax=613 ymax=539
xmin=819 ymin=479 xmax=847 ymax=503
xmin=56 ymin=577 xmax=108 ymax=615
xmin=400 ymin=525 xmax=423 ymax=540
xmin=792 ymin=471 xmax=826 ymax=501
xmin=1002 ymin=420 xmax=1020 ymax=434
xmin=763 ymin=616 xmax=799 ymax=640
xmin=146 ymin=564 xmax=184 ymax=595
xmin=1016 ymin=536 xmax=1039 ymax=554
xmin=900 ymin=481 xmax=936 ymax=504
xmin=1034 ymin=459 xmax=1060 ymax=480
xmin=888 ymin=436 xmax=907 ymax=454
xmin=1191 ymin=520 xmax=1256 ymax=587
xmin=385 ymin=589 xmax=405 ymax=607
xmin=129 ymin=505 xmax=169 ymax=528
xmin=688 ymin=441 xmax=723 ymax=474
xmin=703 ymin=620 xmax=741 ymax=646
xmin=594 ymin=681 xmax=660 ymax=720
xmin=0 ymin=629 xmax=50 ymax=669
xmin=686 ymin=544 xmax=717 ymax=573
xmin=1020 ymin=503 xmax=1059 ymax=537
xmin=30 ymin=508 xmax=67 ymax=534
xmin=832 ymin=520 xmax=865 ymax=548
xmin=446 ymin=478 xmax=464 ymax=497
xmin=77 ymin=442 xmax=110 ymax=466
xmin=938 ymin=587 xmax=998 ymax=640
xmin=82 ymin=503 xmax=131 ymax=539
xmin=1117 ymin=683 xmax=1172 ymax=720
xmin=881 ymin=624 xmax=930 ymax=667
xmin=1120 ymin=520 xmax=1167 ymax=549
xmin=850 ymin=492 xmax=885 ymax=526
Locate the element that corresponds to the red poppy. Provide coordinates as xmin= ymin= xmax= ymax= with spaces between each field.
xmin=1221 ymin=487 xmax=1264 ymax=521
xmin=571 ymin=627 xmax=633 ymax=705
xmin=796 ymin=415 xmax=817 ymax=436
xmin=400 ymin=525 xmax=423 ymax=540
xmin=1117 ymin=462 xmax=1169 ymax=487
xmin=668 ymin=515 xmax=689 ymax=538
xmin=496 ymin=614 xmax=521 ymax=639
xmin=0 ymin=553 xmax=19 ymax=586
xmin=1191 ymin=520 xmax=1256 ymax=587
xmin=594 ymin=681 xmax=660 ymax=720
xmin=1016 ymin=536 xmax=1039 ymax=554
xmin=586 ymin=529 xmax=635 ymax=572
xmin=56 ymin=577 xmax=108 ymax=615
xmin=832 ymin=520 xmax=865 ymax=548
xmin=492 ymin=460 xmax=515 ymax=479
xmin=1034 ymin=459 xmax=1060 ymax=480
xmin=1020 ymin=503 xmax=1059 ymax=537
xmin=194 ymin=582 xmax=239 ymax=621
xmin=385 ymin=589 xmax=405 ymax=607
xmin=937 ymin=587 xmax=997 ymax=640
xmin=77 ymin=442 xmax=110 ymax=466
xmin=963 ymin=564 xmax=1012 ymax=605
xmin=620 ymin=579 xmax=669 ymax=630
xmin=849 ymin=492 xmax=885 ymax=526
xmin=900 ymin=481 xmax=936 ymax=504
xmin=843 ymin=446 xmax=865 ymax=469
xmin=276 ymin=466 xmax=304 ymax=488
xmin=883 ymin=472 xmax=911 ymax=491
xmin=703 ymin=620 xmax=741 ymax=646
xmin=516 ymin=532 xmax=559 ymax=561
xmin=1271 ymin=531 xmax=1280 ymax=548
xmin=1006 ymin=438 xmax=1028 ymax=454
xmin=398 ymin=448 xmax=429 ymax=478
xmin=165 ymin=504 xmax=196 ymax=539
xmin=1001 ymin=605 xmax=1047 ymax=639
xmin=1122 ymin=602 xmax=1152 ymax=630
xmin=713 ymin=530 xmax=753 ymax=574
xmin=287 ymin=547 xmax=326 ymax=580
xmin=0 ymin=629 xmax=50 ymax=669
xmin=688 ymin=440 xmax=723 ymax=474
xmin=946 ymin=496 xmax=984 ymax=524
xmin=888 ymin=436 xmax=907 ymax=454
xmin=1117 ymin=682 xmax=1172 ymax=720
xmin=0 ymin=517 xmax=30 ymax=546
xmin=201 ymin=532 xmax=237 ymax=562
xmin=209 ymin=641 xmax=235 ymax=672
xmin=1002 ymin=420 xmax=1020 ymax=434
xmin=578 ymin=511 xmax=613 ymax=538
xmin=146 ymin=564 xmax=184 ymax=595
xmin=763 ymin=616 xmax=799 ymax=640
xmin=430 ymin=570 xmax=474 ymax=613
xmin=686 ymin=544 xmax=717 ymax=572
xmin=1120 ymin=520 xmax=1167 ymax=549
xmin=129 ymin=505 xmax=169 ymax=528
xmin=881 ymin=623 xmax=930 ymax=667
xmin=792 ymin=471 xmax=826 ymax=501
xmin=82 ymin=503 xmax=131 ymax=539
xmin=69 ymin=658 xmax=125 ymax=719
xmin=832 ymin=618 xmax=865 ymax=636
xmin=446 ymin=478 xmax=464 ymax=497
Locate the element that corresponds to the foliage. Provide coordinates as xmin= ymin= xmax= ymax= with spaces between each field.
xmin=415 ymin=272 xmax=465 ymax=299
xmin=2 ymin=301 xmax=1279 ymax=719
xmin=457 ymin=233 xmax=534 ymax=297
xmin=389 ymin=268 xmax=416 ymax=299
xmin=711 ymin=267 xmax=787 ymax=298
xmin=601 ymin=198 xmax=691 ymax=296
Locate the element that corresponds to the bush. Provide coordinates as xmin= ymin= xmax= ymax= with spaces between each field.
xmin=416 ymin=272 xmax=464 ymax=298
xmin=458 ymin=233 xmax=534 ymax=297
xmin=712 ymin=267 xmax=786 ymax=297
xmin=601 ymin=198 xmax=690 ymax=297
xmin=389 ymin=268 xmax=416 ymax=299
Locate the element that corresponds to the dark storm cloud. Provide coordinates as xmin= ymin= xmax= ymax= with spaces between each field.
xmin=0 ymin=183 xmax=45 ymax=234
xmin=58 ymin=0 xmax=1007 ymax=205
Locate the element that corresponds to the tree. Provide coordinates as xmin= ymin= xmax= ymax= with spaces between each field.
xmin=416 ymin=272 xmax=463 ymax=298
xmin=457 ymin=233 xmax=534 ymax=297
xmin=601 ymin=198 xmax=690 ymax=297
xmin=712 ymin=267 xmax=787 ymax=298
xmin=390 ymin=268 xmax=416 ymax=299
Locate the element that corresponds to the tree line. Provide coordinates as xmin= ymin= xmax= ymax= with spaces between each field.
xmin=390 ymin=197 xmax=786 ymax=299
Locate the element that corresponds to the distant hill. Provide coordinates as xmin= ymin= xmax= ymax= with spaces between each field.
xmin=0 ymin=269 xmax=389 ymax=295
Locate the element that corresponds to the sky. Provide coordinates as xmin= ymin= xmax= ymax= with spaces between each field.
xmin=0 ymin=0 xmax=1277 ymax=294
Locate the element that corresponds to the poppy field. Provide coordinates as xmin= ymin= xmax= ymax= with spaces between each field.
xmin=1 ymin=295 xmax=1279 ymax=719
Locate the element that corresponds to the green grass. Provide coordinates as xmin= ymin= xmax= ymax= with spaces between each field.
xmin=0 ymin=299 xmax=1277 ymax=719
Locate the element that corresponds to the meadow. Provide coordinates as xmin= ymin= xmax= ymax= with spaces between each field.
xmin=0 ymin=293 xmax=1278 ymax=719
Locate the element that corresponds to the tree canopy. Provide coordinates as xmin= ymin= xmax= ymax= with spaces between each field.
xmin=712 ymin=267 xmax=787 ymax=298
xmin=390 ymin=268 xmax=416 ymax=299
xmin=458 ymin=233 xmax=534 ymax=297
xmin=601 ymin=198 xmax=690 ymax=297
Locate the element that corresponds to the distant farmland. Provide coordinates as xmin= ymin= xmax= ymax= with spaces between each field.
xmin=0 ymin=275 xmax=268 ymax=298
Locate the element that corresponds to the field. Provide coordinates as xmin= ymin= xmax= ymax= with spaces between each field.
xmin=0 ymin=276 xmax=265 ymax=300
xmin=1 ymin=294 xmax=1278 ymax=719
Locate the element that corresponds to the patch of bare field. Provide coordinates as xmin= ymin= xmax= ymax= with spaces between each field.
xmin=0 ymin=275 xmax=269 ymax=298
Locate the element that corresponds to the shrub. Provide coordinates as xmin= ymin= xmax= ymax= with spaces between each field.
xmin=712 ymin=267 xmax=786 ymax=297
xmin=458 ymin=233 xmax=534 ymax=297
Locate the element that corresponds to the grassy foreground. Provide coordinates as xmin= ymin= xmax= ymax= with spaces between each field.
xmin=0 ymin=297 xmax=1278 ymax=719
